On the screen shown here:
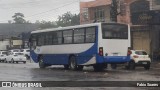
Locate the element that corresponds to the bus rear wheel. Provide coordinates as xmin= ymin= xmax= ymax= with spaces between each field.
xmin=64 ymin=65 xmax=69 ymax=70
xmin=111 ymin=64 xmax=117 ymax=69
xmin=93 ymin=64 xmax=104 ymax=72
xmin=69 ymin=56 xmax=84 ymax=71
xmin=128 ymin=61 xmax=135 ymax=70
xmin=39 ymin=56 xmax=46 ymax=69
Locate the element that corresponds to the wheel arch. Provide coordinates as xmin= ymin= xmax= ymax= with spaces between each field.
xmin=69 ymin=54 xmax=75 ymax=59
xmin=68 ymin=54 xmax=75 ymax=64
xmin=37 ymin=54 xmax=43 ymax=62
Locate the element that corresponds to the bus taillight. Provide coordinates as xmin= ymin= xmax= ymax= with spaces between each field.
xmin=99 ymin=47 xmax=103 ymax=56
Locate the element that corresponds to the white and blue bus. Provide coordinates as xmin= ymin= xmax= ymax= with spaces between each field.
xmin=29 ymin=23 xmax=131 ymax=71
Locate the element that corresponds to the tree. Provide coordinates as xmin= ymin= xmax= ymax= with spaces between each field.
xmin=56 ymin=12 xmax=80 ymax=27
xmin=36 ymin=20 xmax=57 ymax=29
xmin=71 ymin=14 xmax=80 ymax=25
xmin=12 ymin=13 xmax=26 ymax=24
xmin=35 ymin=12 xmax=80 ymax=29
xmin=110 ymin=0 xmax=120 ymax=22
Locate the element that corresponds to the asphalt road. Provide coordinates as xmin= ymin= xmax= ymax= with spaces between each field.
xmin=0 ymin=61 xmax=160 ymax=90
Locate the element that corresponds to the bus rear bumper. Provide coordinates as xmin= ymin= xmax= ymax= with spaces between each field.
xmin=103 ymin=56 xmax=130 ymax=64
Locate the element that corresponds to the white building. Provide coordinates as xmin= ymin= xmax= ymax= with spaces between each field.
xmin=0 ymin=39 xmax=10 ymax=50
xmin=0 ymin=38 xmax=23 ymax=50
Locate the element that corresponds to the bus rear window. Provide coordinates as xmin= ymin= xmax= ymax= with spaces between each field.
xmin=135 ymin=51 xmax=147 ymax=55
xmin=2 ymin=52 xmax=7 ymax=55
xmin=102 ymin=24 xmax=128 ymax=39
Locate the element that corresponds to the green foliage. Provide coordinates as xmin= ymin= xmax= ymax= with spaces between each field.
xmin=35 ymin=20 xmax=58 ymax=29
xmin=12 ymin=13 xmax=26 ymax=24
xmin=56 ymin=12 xmax=80 ymax=27
xmin=37 ymin=12 xmax=80 ymax=29
xmin=110 ymin=0 xmax=119 ymax=22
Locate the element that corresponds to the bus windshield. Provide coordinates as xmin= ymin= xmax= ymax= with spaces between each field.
xmin=102 ymin=24 xmax=128 ymax=39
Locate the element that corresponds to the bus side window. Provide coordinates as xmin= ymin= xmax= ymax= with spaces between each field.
xmin=52 ymin=31 xmax=62 ymax=45
xmin=57 ymin=31 xmax=62 ymax=44
xmin=74 ymin=28 xmax=85 ymax=43
xmin=63 ymin=30 xmax=73 ymax=44
xmin=86 ymin=27 xmax=96 ymax=43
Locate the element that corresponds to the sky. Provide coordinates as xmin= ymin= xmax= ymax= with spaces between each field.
xmin=0 ymin=0 xmax=94 ymax=23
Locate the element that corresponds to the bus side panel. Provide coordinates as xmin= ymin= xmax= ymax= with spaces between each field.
xmin=76 ymin=42 xmax=97 ymax=65
xmin=40 ymin=42 xmax=98 ymax=65
xmin=43 ymin=54 xmax=68 ymax=65
xmin=96 ymin=55 xmax=105 ymax=64
xmin=76 ymin=27 xmax=99 ymax=65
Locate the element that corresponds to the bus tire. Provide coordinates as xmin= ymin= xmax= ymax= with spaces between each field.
xmin=128 ymin=60 xmax=135 ymax=70
xmin=93 ymin=64 xmax=104 ymax=72
xmin=69 ymin=56 xmax=77 ymax=70
xmin=103 ymin=64 xmax=108 ymax=69
xmin=39 ymin=56 xmax=46 ymax=69
xmin=64 ymin=65 xmax=69 ymax=70
xmin=111 ymin=64 xmax=117 ymax=69
xmin=77 ymin=65 xmax=83 ymax=71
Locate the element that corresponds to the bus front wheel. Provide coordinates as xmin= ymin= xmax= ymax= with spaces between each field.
xmin=128 ymin=61 xmax=135 ymax=70
xmin=39 ymin=56 xmax=46 ymax=69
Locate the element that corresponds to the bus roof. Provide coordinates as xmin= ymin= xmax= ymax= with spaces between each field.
xmin=31 ymin=22 xmax=126 ymax=34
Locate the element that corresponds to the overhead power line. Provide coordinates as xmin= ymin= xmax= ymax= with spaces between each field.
xmin=25 ymin=0 xmax=79 ymax=19
xmin=0 ymin=0 xmax=43 ymax=6
xmin=0 ymin=0 xmax=79 ymax=23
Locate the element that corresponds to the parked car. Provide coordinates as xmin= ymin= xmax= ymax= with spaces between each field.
xmin=8 ymin=49 xmax=20 ymax=53
xmin=126 ymin=50 xmax=151 ymax=70
xmin=0 ymin=51 xmax=7 ymax=62
xmin=6 ymin=52 xmax=26 ymax=64
xmin=20 ymin=49 xmax=30 ymax=60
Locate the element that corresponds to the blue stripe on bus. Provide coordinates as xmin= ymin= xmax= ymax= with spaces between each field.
xmin=30 ymin=49 xmax=131 ymax=65
xmin=103 ymin=56 xmax=130 ymax=63
xmin=43 ymin=41 xmax=97 ymax=65
xmin=30 ymin=42 xmax=97 ymax=65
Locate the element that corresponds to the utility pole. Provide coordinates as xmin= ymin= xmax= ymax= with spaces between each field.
xmin=110 ymin=0 xmax=119 ymax=22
